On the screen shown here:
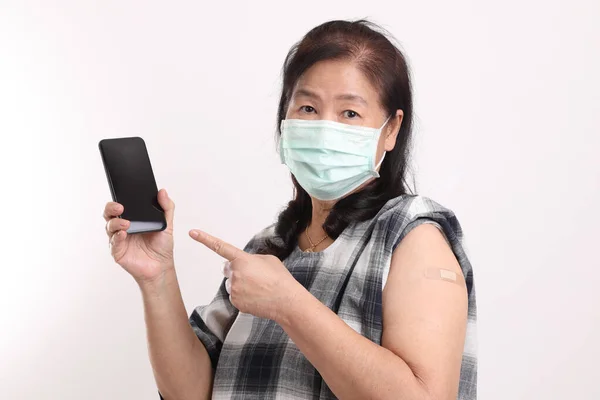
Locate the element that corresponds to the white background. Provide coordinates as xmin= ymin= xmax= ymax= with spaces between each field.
xmin=1 ymin=0 xmax=599 ymax=398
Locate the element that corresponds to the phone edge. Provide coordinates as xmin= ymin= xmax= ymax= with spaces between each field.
xmin=98 ymin=139 xmax=120 ymax=212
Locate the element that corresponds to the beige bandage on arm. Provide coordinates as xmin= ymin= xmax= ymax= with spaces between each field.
xmin=424 ymin=268 xmax=465 ymax=286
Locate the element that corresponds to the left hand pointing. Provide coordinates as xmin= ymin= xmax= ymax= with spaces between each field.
xmin=189 ymin=229 xmax=303 ymax=321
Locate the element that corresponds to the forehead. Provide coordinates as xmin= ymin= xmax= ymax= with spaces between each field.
xmin=292 ymin=59 xmax=380 ymax=103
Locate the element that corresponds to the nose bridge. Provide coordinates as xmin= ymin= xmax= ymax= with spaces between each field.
xmin=318 ymin=99 xmax=338 ymax=122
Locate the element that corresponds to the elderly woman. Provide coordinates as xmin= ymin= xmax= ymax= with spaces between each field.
xmin=103 ymin=19 xmax=477 ymax=400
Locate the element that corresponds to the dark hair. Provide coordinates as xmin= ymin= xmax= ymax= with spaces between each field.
xmin=258 ymin=19 xmax=414 ymax=260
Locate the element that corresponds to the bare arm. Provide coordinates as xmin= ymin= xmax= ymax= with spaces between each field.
xmin=139 ymin=266 xmax=213 ymax=400
xmin=277 ymin=224 xmax=468 ymax=400
xmin=103 ymin=192 xmax=214 ymax=399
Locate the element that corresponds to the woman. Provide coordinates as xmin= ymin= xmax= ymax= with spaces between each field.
xmin=103 ymin=19 xmax=477 ymax=400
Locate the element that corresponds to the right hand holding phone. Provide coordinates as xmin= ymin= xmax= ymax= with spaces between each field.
xmin=104 ymin=188 xmax=175 ymax=284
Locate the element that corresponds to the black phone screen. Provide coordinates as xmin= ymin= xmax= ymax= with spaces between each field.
xmin=98 ymin=137 xmax=166 ymax=234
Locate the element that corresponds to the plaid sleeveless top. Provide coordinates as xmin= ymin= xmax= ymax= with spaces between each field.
xmin=161 ymin=195 xmax=477 ymax=399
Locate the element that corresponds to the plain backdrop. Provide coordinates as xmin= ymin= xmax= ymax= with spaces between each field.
xmin=1 ymin=0 xmax=599 ymax=399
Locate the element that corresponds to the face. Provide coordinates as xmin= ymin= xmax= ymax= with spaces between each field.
xmin=285 ymin=59 xmax=403 ymax=164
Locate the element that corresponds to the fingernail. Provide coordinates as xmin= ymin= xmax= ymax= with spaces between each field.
xmin=190 ymin=230 xmax=198 ymax=238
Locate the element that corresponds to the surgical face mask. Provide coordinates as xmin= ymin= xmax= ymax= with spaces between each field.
xmin=279 ymin=116 xmax=390 ymax=201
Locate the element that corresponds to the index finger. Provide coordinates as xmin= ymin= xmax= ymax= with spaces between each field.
xmin=190 ymin=230 xmax=246 ymax=261
xmin=103 ymin=202 xmax=123 ymax=221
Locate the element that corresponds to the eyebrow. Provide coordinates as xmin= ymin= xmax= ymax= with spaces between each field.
xmin=293 ymin=89 xmax=368 ymax=105
xmin=336 ymin=93 xmax=368 ymax=105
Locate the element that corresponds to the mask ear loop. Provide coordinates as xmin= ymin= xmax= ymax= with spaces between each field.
xmin=374 ymin=114 xmax=393 ymax=171
xmin=380 ymin=115 xmax=392 ymax=130
xmin=375 ymin=153 xmax=386 ymax=171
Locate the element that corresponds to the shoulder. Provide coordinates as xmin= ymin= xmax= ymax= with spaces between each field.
xmin=377 ymin=194 xmax=459 ymax=225
xmin=376 ymin=195 xmax=475 ymax=294
xmin=242 ymin=224 xmax=277 ymax=254
xmin=372 ymin=195 xmax=463 ymax=250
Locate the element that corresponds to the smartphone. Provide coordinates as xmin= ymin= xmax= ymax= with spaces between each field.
xmin=98 ymin=137 xmax=167 ymax=234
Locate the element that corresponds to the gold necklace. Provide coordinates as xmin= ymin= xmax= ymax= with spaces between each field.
xmin=304 ymin=227 xmax=329 ymax=253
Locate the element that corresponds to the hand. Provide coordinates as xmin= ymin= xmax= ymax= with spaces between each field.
xmin=103 ymin=189 xmax=175 ymax=284
xmin=189 ymin=229 xmax=304 ymax=321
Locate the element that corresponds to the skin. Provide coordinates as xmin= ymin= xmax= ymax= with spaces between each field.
xmin=104 ymin=191 xmax=213 ymax=400
xmin=285 ymin=59 xmax=402 ymax=250
xmin=103 ymin=59 xmax=468 ymax=399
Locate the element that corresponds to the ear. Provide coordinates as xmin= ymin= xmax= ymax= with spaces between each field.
xmin=384 ymin=109 xmax=404 ymax=152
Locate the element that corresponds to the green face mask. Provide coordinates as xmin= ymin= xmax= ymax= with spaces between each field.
xmin=279 ymin=116 xmax=390 ymax=201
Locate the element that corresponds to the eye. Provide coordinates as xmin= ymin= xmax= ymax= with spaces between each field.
xmin=300 ymin=105 xmax=316 ymax=113
xmin=343 ymin=110 xmax=360 ymax=119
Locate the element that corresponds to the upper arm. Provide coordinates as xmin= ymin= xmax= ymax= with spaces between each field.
xmin=381 ymin=223 xmax=468 ymax=399
xmin=189 ymin=278 xmax=238 ymax=369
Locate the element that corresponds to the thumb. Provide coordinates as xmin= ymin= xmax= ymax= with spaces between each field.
xmin=157 ymin=188 xmax=175 ymax=230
